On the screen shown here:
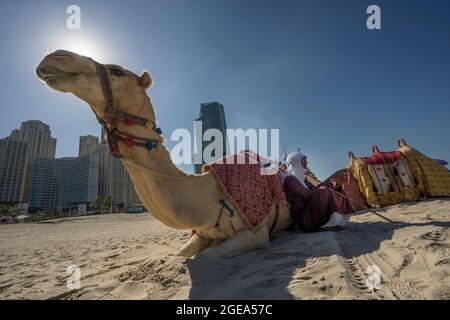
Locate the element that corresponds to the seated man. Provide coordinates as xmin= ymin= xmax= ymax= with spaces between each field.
xmin=282 ymin=152 xmax=354 ymax=232
xmin=281 ymin=151 xmax=319 ymax=189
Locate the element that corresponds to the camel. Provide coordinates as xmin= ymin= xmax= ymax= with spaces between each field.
xmin=36 ymin=50 xmax=292 ymax=258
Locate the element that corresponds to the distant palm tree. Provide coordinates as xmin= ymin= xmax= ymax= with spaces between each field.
xmin=32 ymin=211 xmax=47 ymax=222
xmin=103 ymin=196 xmax=113 ymax=214
xmin=91 ymin=196 xmax=103 ymax=214
xmin=9 ymin=207 xmax=21 ymax=218
xmin=0 ymin=203 xmax=9 ymax=216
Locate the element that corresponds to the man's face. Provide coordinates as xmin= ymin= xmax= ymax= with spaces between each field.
xmin=301 ymin=157 xmax=308 ymax=168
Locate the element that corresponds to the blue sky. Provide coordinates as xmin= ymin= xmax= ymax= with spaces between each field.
xmin=0 ymin=0 xmax=449 ymax=179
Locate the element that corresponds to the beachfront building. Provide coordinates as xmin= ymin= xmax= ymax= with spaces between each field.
xmin=96 ymin=143 xmax=142 ymax=211
xmin=79 ymin=135 xmax=99 ymax=156
xmin=10 ymin=120 xmax=57 ymax=202
xmin=27 ymin=154 xmax=99 ymax=212
xmin=193 ymin=102 xmax=228 ymax=173
xmin=100 ymin=127 xmax=106 ymax=143
xmin=0 ymin=136 xmax=28 ymax=203
xmin=10 ymin=120 xmax=57 ymax=159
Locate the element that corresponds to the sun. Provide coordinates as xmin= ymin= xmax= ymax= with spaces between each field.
xmin=40 ymin=30 xmax=113 ymax=64
xmin=56 ymin=33 xmax=108 ymax=62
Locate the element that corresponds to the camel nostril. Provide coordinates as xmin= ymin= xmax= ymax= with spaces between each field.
xmin=36 ymin=65 xmax=56 ymax=80
xmin=36 ymin=65 xmax=44 ymax=78
xmin=36 ymin=66 xmax=47 ymax=77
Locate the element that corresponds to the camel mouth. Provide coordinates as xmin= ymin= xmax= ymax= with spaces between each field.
xmin=36 ymin=66 xmax=75 ymax=84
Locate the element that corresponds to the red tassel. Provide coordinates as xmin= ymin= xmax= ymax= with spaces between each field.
xmin=111 ymin=146 xmax=119 ymax=155
xmin=124 ymin=136 xmax=135 ymax=148
xmin=124 ymin=117 xmax=136 ymax=126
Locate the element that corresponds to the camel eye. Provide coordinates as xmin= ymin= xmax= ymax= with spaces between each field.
xmin=110 ymin=67 xmax=126 ymax=77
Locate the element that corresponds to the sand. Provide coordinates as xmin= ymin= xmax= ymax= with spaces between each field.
xmin=0 ymin=198 xmax=449 ymax=300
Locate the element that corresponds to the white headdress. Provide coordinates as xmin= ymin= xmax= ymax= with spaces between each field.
xmin=285 ymin=151 xmax=308 ymax=188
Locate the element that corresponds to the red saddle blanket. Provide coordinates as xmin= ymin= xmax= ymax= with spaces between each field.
xmin=203 ymin=151 xmax=286 ymax=229
xmin=362 ymin=151 xmax=402 ymax=165
xmin=341 ymin=170 xmax=368 ymax=211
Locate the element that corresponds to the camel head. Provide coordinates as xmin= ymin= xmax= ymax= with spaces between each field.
xmin=36 ymin=50 xmax=153 ymax=121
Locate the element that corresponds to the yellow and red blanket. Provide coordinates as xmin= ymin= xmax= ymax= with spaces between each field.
xmin=349 ymin=144 xmax=450 ymax=207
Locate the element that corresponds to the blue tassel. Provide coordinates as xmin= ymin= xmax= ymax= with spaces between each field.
xmin=219 ymin=199 xmax=234 ymax=217
xmin=145 ymin=142 xmax=154 ymax=151
xmin=156 ymin=127 xmax=163 ymax=134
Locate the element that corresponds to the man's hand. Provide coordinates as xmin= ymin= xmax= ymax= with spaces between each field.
xmin=330 ymin=179 xmax=339 ymax=188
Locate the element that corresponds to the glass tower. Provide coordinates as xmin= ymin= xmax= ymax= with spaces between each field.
xmin=194 ymin=102 xmax=228 ymax=173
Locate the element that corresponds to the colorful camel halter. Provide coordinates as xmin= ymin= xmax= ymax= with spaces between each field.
xmin=94 ymin=62 xmax=162 ymax=157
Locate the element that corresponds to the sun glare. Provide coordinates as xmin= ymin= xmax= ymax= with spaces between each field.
xmin=57 ymin=33 xmax=108 ymax=62
xmin=41 ymin=30 xmax=112 ymax=64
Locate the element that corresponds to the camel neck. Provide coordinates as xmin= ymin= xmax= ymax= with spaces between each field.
xmin=107 ymin=94 xmax=188 ymax=180
xmin=124 ymin=144 xmax=188 ymax=179
xmin=104 ymin=95 xmax=210 ymax=230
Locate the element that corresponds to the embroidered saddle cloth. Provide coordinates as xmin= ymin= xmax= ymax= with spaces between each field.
xmin=203 ymin=151 xmax=287 ymax=229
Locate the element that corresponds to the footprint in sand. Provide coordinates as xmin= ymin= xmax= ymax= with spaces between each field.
xmin=343 ymin=258 xmax=373 ymax=294
xmin=434 ymin=258 xmax=450 ymax=266
xmin=393 ymin=253 xmax=414 ymax=277
xmin=421 ymin=229 xmax=447 ymax=242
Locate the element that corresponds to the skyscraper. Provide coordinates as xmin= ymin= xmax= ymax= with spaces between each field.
xmin=96 ymin=143 xmax=142 ymax=210
xmin=100 ymin=126 xmax=106 ymax=144
xmin=11 ymin=120 xmax=57 ymax=202
xmin=79 ymin=135 xmax=99 ymax=156
xmin=0 ymin=136 xmax=28 ymax=203
xmin=194 ymin=102 xmax=228 ymax=173
xmin=12 ymin=120 xmax=57 ymax=159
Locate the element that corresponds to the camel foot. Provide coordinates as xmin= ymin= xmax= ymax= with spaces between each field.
xmin=176 ymin=233 xmax=213 ymax=258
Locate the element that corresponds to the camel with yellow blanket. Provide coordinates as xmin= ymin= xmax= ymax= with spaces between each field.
xmin=348 ymin=139 xmax=450 ymax=208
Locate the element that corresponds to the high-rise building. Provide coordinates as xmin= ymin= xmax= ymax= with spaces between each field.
xmin=4 ymin=119 xmax=142 ymax=212
xmin=0 ymin=137 xmax=28 ymax=203
xmin=79 ymin=135 xmax=99 ymax=156
xmin=27 ymin=154 xmax=99 ymax=212
xmin=12 ymin=120 xmax=57 ymax=159
xmin=100 ymin=126 xmax=106 ymax=144
xmin=194 ymin=102 xmax=228 ymax=173
xmin=96 ymin=143 xmax=142 ymax=210
xmin=12 ymin=120 xmax=57 ymax=202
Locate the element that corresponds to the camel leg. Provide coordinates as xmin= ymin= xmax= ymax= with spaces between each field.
xmin=176 ymin=233 xmax=213 ymax=257
xmin=203 ymin=226 xmax=269 ymax=258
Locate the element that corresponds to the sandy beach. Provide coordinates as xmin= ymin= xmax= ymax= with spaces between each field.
xmin=0 ymin=198 xmax=449 ymax=300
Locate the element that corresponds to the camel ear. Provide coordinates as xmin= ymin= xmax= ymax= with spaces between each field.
xmin=139 ymin=70 xmax=152 ymax=89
